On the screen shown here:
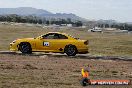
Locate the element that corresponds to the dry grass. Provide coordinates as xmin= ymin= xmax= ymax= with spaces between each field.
xmin=0 ymin=24 xmax=132 ymax=56
xmin=0 ymin=54 xmax=131 ymax=88
xmin=0 ymin=24 xmax=132 ymax=88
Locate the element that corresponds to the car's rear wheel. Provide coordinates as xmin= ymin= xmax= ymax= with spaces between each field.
xmin=64 ymin=44 xmax=77 ymax=56
xmin=19 ymin=42 xmax=32 ymax=54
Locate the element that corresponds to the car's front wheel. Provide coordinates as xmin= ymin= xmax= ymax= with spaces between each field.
xmin=19 ymin=42 xmax=32 ymax=54
xmin=64 ymin=44 xmax=77 ymax=56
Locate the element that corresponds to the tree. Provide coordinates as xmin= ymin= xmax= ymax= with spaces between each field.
xmin=74 ymin=21 xmax=83 ymax=27
xmin=67 ymin=18 xmax=72 ymax=24
xmin=46 ymin=20 xmax=50 ymax=25
xmin=105 ymin=24 xmax=109 ymax=28
xmin=38 ymin=19 xmax=42 ymax=24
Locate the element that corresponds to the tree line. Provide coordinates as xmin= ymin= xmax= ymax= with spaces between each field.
xmin=0 ymin=14 xmax=83 ymax=27
xmin=97 ymin=23 xmax=132 ymax=31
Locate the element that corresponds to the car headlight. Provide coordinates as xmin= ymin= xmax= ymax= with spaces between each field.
xmin=12 ymin=40 xmax=17 ymax=43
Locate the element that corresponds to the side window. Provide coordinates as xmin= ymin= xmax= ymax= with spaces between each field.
xmin=43 ymin=33 xmax=55 ymax=39
xmin=54 ymin=34 xmax=59 ymax=39
xmin=58 ymin=34 xmax=68 ymax=39
xmin=42 ymin=33 xmax=68 ymax=39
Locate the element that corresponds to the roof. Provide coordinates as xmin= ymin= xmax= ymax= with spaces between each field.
xmin=48 ymin=32 xmax=61 ymax=34
xmin=48 ymin=32 xmax=68 ymax=35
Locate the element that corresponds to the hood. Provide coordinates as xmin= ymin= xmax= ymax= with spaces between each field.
xmin=17 ymin=38 xmax=34 ymax=40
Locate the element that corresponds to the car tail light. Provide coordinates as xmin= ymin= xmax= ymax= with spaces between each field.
xmin=84 ymin=40 xmax=89 ymax=45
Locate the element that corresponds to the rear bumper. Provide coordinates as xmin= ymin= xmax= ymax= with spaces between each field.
xmin=78 ymin=51 xmax=89 ymax=54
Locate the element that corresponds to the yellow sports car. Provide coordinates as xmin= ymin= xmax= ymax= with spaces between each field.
xmin=10 ymin=32 xmax=89 ymax=56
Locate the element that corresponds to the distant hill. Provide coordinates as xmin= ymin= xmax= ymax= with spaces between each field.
xmin=0 ymin=7 xmax=52 ymax=15
xmin=0 ymin=7 xmax=86 ymax=21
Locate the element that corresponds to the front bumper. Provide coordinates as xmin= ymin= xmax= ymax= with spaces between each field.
xmin=10 ymin=43 xmax=19 ymax=51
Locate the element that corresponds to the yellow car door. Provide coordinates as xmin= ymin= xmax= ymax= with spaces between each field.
xmin=35 ymin=38 xmax=49 ymax=51
xmin=36 ymin=33 xmax=69 ymax=52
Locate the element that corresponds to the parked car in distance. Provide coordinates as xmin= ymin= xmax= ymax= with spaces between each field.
xmin=89 ymin=27 xmax=102 ymax=32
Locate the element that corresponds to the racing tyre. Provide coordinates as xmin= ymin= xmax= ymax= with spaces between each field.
xmin=19 ymin=42 xmax=32 ymax=54
xmin=64 ymin=44 xmax=77 ymax=56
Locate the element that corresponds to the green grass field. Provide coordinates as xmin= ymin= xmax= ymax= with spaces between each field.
xmin=0 ymin=24 xmax=132 ymax=56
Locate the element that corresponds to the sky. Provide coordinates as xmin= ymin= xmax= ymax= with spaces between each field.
xmin=0 ymin=0 xmax=132 ymax=22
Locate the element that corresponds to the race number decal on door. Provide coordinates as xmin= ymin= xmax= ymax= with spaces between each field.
xmin=43 ymin=42 xmax=49 ymax=46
